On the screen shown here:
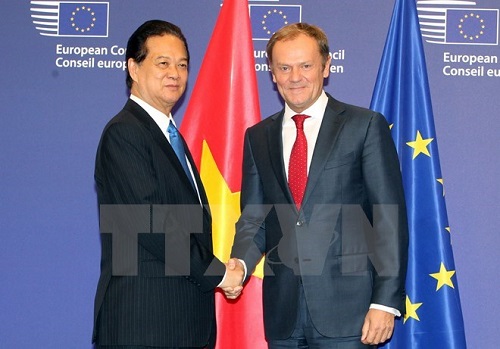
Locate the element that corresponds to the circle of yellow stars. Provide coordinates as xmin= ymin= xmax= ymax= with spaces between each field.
xmin=70 ymin=6 xmax=97 ymax=33
xmin=262 ymin=9 xmax=288 ymax=35
xmin=458 ymin=13 xmax=486 ymax=41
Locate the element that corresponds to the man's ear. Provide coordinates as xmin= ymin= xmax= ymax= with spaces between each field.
xmin=323 ymin=55 xmax=332 ymax=78
xmin=269 ymin=66 xmax=277 ymax=83
xmin=128 ymin=58 xmax=138 ymax=82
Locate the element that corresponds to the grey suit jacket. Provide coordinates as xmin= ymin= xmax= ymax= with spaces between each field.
xmin=232 ymin=94 xmax=408 ymax=340
xmin=93 ymin=99 xmax=225 ymax=347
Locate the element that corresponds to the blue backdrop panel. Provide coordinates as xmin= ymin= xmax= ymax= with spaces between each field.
xmin=1 ymin=1 xmax=498 ymax=348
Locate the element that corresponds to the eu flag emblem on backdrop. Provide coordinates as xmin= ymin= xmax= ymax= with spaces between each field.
xmin=446 ymin=9 xmax=498 ymax=45
xmin=59 ymin=2 xmax=109 ymax=37
xmin=370 ymin=0 xmax=467 ymax=347
xmin=250 ymin=5 xmax=301 ymax=40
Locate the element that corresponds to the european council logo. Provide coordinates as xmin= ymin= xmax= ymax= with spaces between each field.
xmin=250 ymin=4 xmax=301 ymax=40
xmin=417 ymin=0 xmax=499 ymax=45
xmin=30 ymin=1 xmax=109 ymax=37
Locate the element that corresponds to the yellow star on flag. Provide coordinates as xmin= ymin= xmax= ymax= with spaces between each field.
xmin=437 ymin=178 xmax=445 ymax=196
xmin=404 ymin=296 xmax=423 ymax=323
xmin=430 ymin=262 xmax=456 ymax=291
xmin=406 ymin=130 xmax=433 ymax=159
xmin=389 ymin=123 xmax=394 ymax=130
xmin=200 ymin=141 xmax=264 ymax=278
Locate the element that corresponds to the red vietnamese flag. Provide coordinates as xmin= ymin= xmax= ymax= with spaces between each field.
xmin=180 ymin=0 xmax=265 ymax=348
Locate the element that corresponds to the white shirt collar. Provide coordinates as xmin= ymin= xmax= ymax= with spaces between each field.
xmin=283 ymin=91 xmax=328 ymax=121
xmin=130 ymin=94 xmax=175 ymax=135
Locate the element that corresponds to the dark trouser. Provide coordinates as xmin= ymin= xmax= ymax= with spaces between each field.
xmin=267 ymin=286 xmax=375 ymax=349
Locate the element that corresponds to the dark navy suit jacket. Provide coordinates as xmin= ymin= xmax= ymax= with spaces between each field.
xmin=232 ymin=94 xmax=409 ymax=340
xmin=93 ymin=99 xmax=225 ymax=347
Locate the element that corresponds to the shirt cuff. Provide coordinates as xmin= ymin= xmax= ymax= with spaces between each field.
xmin=239 ymin=259 xmax=248 ymax=280
xmin=369 ymin=303 xmax=401 ymax=317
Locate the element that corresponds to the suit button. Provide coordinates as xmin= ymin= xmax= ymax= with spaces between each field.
xmin=296 ymin=220 xmax=304 ymax=226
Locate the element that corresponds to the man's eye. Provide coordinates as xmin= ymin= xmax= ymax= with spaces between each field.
xmin=178 ymin=63 xmax=188 ymax=69
xmin=280 ymin=66 xmax=290 ymax=72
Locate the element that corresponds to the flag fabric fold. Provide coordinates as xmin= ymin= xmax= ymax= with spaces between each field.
xmin=181 ymin=0 xmax=266 ymax=348
xmin=370 ymin=0 xmax=467 ymax=347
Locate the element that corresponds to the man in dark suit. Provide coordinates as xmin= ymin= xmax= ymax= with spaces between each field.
xmin=93 ymin=20 xmax=243 ymax=349
xmin=229 ymin=23 xmax=409 ymax=348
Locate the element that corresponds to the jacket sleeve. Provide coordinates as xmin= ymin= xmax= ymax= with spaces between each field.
xmin=231 ymin=130 xmax=268 ymax=276
xmin=361 ymin=112 xmax=409 ymax=313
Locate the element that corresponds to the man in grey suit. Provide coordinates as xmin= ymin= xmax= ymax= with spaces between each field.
xmin=93 ymin=20 xmax=243 ymax=349
xmin=229 ymin=23 xmax=409 ymax=348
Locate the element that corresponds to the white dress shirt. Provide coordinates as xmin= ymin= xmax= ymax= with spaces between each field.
xmin=282 ymin=91 xmax=328 ymax=179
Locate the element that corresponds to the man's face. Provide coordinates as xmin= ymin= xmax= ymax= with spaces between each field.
xmin=129 ymin=34 xmax=188 ymax=115
xmin=270 ymin=34 xmax=331 ymax=113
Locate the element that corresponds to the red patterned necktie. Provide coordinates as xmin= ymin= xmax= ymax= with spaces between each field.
xmin=288 ymin=114 xmax=310 ymax=210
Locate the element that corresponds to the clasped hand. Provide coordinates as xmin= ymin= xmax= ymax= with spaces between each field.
xmin=219 ymin=258 xmax=244 ymax=299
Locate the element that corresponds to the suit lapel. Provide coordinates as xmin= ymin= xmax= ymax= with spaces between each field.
xmin=266 ymin=111 xmax=295 ymax=205
xmin=183 ymin=138 xmax=211 ymax=207
xmin=124 ymin=99 xmax=202 ymax=201
xmin=302 ymin=96 xmax=346 ymax=208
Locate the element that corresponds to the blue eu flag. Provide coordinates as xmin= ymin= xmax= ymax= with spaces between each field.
xmin=446 ymin=9 xmax=498 ymax=45
xmin=59 ymin=2 xmax=108 ymax=37
xmin=370 ymin=0 xmax=467 ymax=347
xmin=249 ymin=5 xmax=301 ymax=40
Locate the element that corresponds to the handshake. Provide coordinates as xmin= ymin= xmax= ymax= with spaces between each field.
xmin=219 ymin=258 xmax=245 ymax=299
